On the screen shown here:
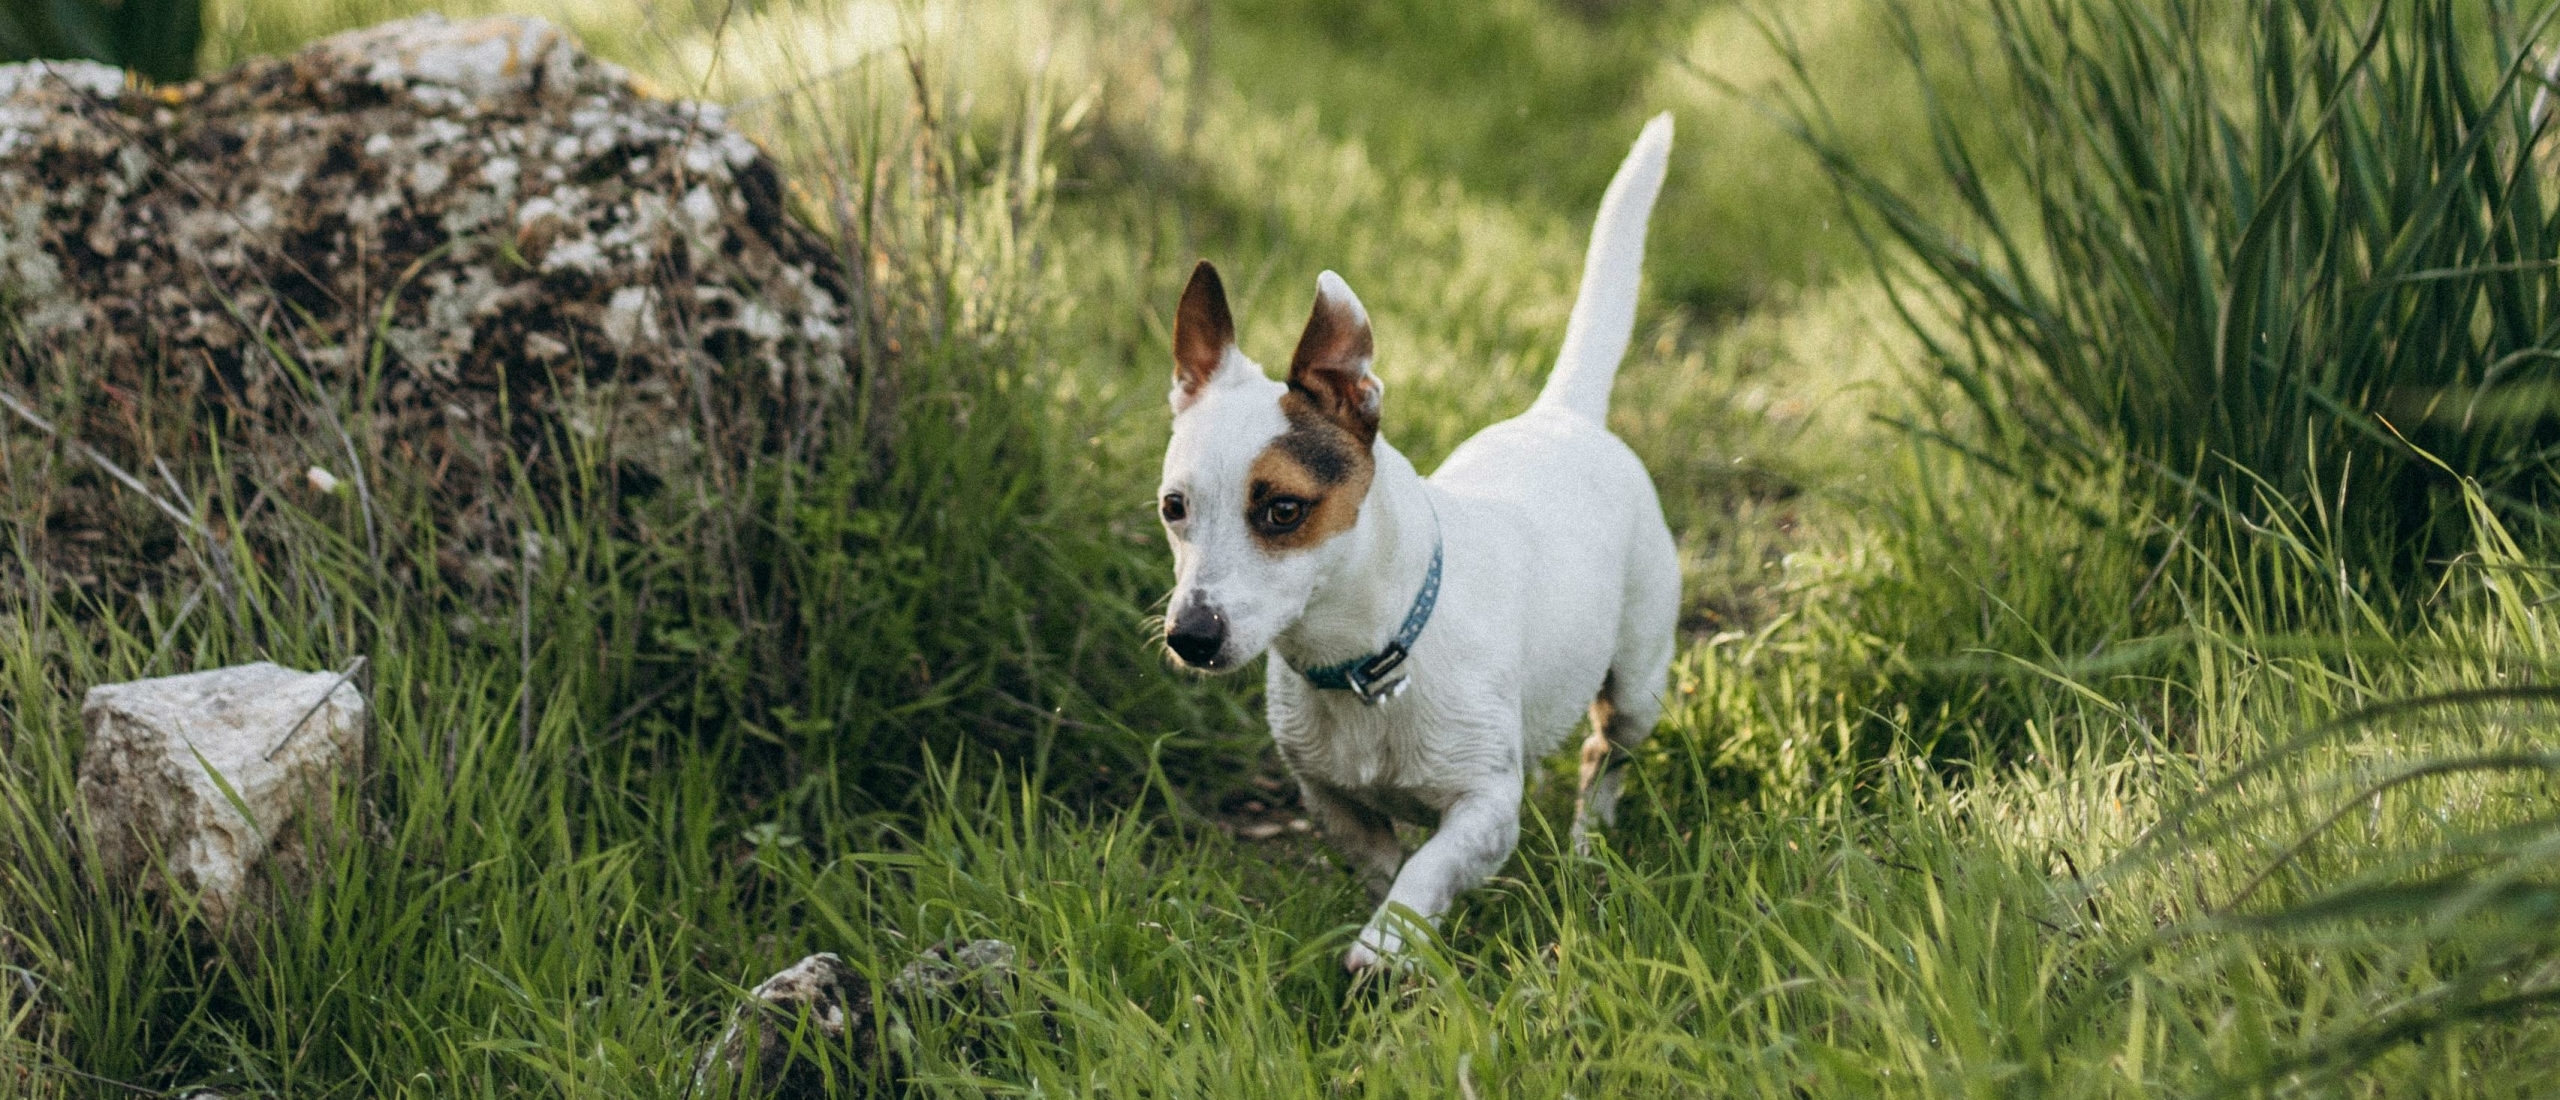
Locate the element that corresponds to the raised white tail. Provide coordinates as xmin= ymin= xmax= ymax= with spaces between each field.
xmin=1534 ymin=112 xmax=1674 ymax=421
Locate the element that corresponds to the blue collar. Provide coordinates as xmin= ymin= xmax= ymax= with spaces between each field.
xmin=1295 ymin=510 xmax=1443 ymax=705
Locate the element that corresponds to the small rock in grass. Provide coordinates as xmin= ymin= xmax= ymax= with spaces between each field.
xmin=701 ymin=940 xmax=1025 ymax=1095
xmin=700 ymin=952 xmax=879 ymax=1098
xmin=883 ymin=938 xmax=1042 ymax=1066
xmin=77 ymin=662 xmax=366 ymax=929
xmin=889 ymin=938 xmax=1018 ymax=1008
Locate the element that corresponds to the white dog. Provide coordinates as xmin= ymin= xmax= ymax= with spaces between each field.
xmin=1156 ymin=115 xmax=1678 ymax=971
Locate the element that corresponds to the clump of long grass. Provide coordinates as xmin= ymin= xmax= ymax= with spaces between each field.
xmin=2104 ymin=487 xmax=2560 ymax=1088
xmin=1778 ymin=0 xmax=2560 ymax=595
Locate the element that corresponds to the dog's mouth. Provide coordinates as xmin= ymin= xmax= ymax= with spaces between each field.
xmin=1165 ymin=643 xmax=1236 ymax=673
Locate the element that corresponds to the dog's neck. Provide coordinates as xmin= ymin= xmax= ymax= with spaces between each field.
xmin=1274 ymin=441 xmax=1436 ymax=671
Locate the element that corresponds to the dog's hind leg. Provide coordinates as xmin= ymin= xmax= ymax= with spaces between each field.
xmin=1571 ymin=684 xmax=1657 ymax=855
xmin=1573 ymin=558 xmax=1678 ymax=856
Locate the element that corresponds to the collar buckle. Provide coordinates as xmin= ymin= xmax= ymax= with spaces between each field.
xmin=1296 ymin=497 xmax=1442 ymax=703
xmin=1343 ymin=643 xmax=1410 ymax=706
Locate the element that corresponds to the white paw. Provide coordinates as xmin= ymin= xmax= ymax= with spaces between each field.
xmin=1344 ymin=922 xmax=1404 ymax=973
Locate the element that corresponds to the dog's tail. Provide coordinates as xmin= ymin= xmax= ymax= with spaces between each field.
xmin=1534 ymin=112 xmax=1673 ymax=422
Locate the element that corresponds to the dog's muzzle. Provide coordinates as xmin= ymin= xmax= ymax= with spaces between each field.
xmin=1166 ymin=600 xmax=1229 ymax=668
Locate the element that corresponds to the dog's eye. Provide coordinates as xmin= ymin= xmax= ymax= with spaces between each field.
xmin=1160 ymin=492 xmax=1187 ymax=523
xmin=1260 ymin=498 xmax=1307 ymax=530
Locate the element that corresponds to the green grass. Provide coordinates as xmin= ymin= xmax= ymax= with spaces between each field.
xmin=18 ymin=504 xmax=2560 ymax=1095
xmin=1783 ymin=0 xmax=2560 ymax=595
xmin=6 ymin=0 xmax=2560 ymax=1095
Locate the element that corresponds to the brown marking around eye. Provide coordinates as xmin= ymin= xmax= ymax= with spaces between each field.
xmin=1245 ymin=395 xmax=1375 ymax=553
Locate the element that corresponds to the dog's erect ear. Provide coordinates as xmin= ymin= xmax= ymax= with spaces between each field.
xmin=1171 ymin=260 xmax=1235 ymax=412
xmin=1286 ymin=271 xmax=1381 ymax=443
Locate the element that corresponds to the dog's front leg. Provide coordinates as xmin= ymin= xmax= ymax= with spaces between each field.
xmin=1300 ymin=781 xmax=1403 ymax=902
xmin=1345 ymin=784 xmax=1520 ymax=971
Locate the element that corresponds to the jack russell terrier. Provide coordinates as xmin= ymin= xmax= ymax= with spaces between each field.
xmin=1156 ymin=114 xmax=1678 ymax=971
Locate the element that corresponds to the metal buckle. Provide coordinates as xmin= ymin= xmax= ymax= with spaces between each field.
xmin=1344 ymin=644 xmax=1410 ymax=705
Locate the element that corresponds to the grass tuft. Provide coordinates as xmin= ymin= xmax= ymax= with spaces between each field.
xmin=1779 ymin=0 xmax=2560 ymax=595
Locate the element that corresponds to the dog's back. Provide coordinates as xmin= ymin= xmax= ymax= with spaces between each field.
xmin=1431 ymin=404 xmax=1677 ymax=757
xmin=1427 ymin=112 xmax=1679 ymax=756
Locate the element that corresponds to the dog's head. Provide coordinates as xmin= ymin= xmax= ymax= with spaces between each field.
xmin=1156 ymin=260 xmax=1383 ymax=672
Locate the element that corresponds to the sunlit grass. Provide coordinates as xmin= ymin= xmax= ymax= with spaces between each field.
xmin=1780 ymin=0 xmax=2560 ymax=593
xmin=5 ymin=0 xmax=2560 ymax=1095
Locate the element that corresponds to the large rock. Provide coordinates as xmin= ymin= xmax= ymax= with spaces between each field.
xmin=78 ymin=662 xmax=367 ymax=927
xmin=0 ymin=15 xmax=863 ymax=595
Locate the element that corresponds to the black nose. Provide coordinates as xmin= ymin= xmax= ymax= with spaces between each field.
xmin=1166 ymin=601 xmax=1228 ymax=667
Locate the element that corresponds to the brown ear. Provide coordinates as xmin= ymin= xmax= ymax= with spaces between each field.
xmin=1172 ymin=261 xmax=1235 ymax=406
xmin=1286 ymin=270 xmax=1380 ymax=443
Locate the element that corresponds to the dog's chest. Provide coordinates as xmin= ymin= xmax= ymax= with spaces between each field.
xmin=1270 ymin=705 xmax=1416 ymax=792
xmin=1266 ymin=678 xmax=1510 ymax=810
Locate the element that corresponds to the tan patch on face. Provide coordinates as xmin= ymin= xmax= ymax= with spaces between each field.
xmin=1243 ymin=392 xmax=1375 ymax=553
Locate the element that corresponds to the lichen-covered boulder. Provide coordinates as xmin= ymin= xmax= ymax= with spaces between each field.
xmin=0 ymin=15 xmax=862 ymax=593
xmin=77 ymin=661 xmax=367 ymax=928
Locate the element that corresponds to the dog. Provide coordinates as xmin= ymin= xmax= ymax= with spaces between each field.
xmin=1155 ymin=114 xmax=1678 ymax=971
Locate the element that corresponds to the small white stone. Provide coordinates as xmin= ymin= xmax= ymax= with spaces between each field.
xmin=409 ymin=85 xmax=472 ymax=114
xmin=681 ymin=141 xmax=720 ymax=176
xmin=305 ymin=465 xmax=341 ymax=493
xmin=738 ymin=302 xmax=784 ymax=341
xmin=407 ymin=159 xmax=449 ymax=196
xmin=680 ymin=186 xmax=718 ymax=228
xmin=514 ymin=194 xmax=559 ymax=227
xmin=539 ymin=236 xmax=605 ymax=274
xmin=524 ymin=331 xmax=569 ymax=360
xmin=236 ymin=192 xmax=277 ymax=233
xmin=78 ymin=663 xmax=367 ymax=928
xmin=601 ymin=285 xmax=658 ymax=351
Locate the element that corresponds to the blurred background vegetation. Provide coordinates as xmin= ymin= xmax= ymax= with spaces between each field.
xmin=0 ymin=0 xmax=201 ymax=81
xmin=6 ymin=0 xmax=2560 ymax=1094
